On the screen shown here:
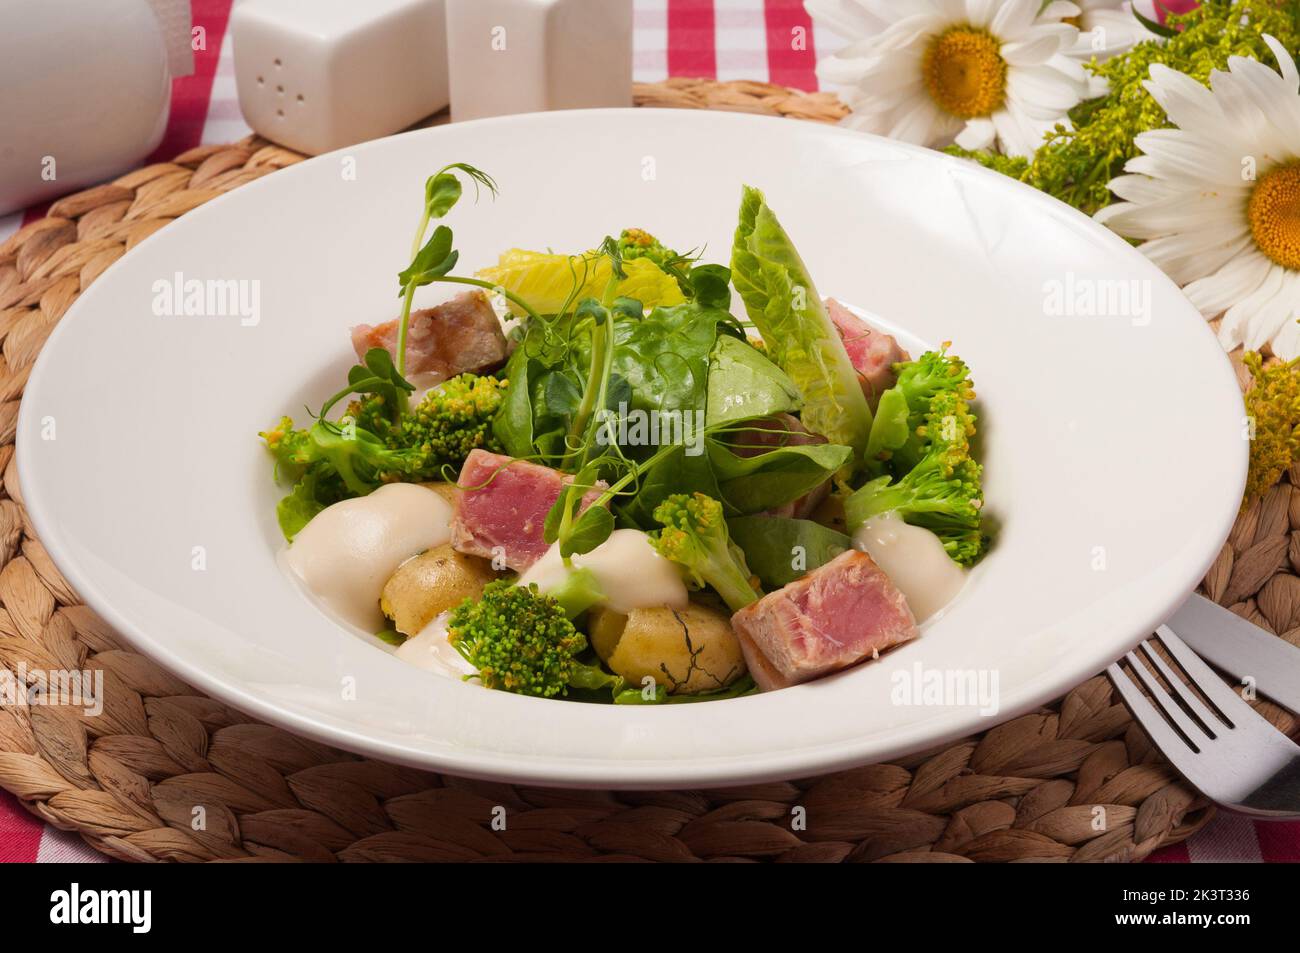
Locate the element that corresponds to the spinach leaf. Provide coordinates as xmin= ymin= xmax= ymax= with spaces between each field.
xmin=727 ymin=516 xmax=851 ymax=588
xmin=708 ymin=440 xmax=852 ymax=514
xmin=688 ymin=263 xmax=733 ymax=310
xmin=730 ymin=186 xmax=872 ymax=457
xmin=610 ymin=301 xmax=727 ymax=445
xmin=617 ymin=445 xmax=723 ymax=527
xmin=706 ymin=335 xmax=800 ymax=428
xmin=495 ymin=299 xmax=733 ymax=468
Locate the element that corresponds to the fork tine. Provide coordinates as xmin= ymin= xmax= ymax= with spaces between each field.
xmin=1154 ymin=626 xmax=1252 ymax=729
xmin=1135 ymin=639 xmax=1221 ymax=738
xmin=1106 ymin=658 xmax=1202 ymax=755
xmin=1119 ymin=647 xmax=1213 ymax=749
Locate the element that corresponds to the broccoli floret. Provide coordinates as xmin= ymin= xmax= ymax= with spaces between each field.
xmin=845 ymin=454 xmax=987 ymax=566
xmin=351 ymin=372 xmax=507 ymax=480
xmin=932 ymin=525 xmax=987 ymax=567
xmin=847 ymin=456 xmax=982 ymax=526
xmin=448 ymin=580 xmax=593 ymax=698
xmin=260 ymin=374 xmax=508 ymax=542
xmin=259 ymin=415 xmax=422 ymax=540
xmin=616 ymin=228 xmax=677 ymax=269
xmin=882 ymin=348 xmax=977 ymax=474
xmin=263 ymin=418 xmax=419 ymax=496
xmin=854 ymin=347 xmax=989 ymax=566
xmin=543 ymin=566 xmax=606 ymax=619
xmin=650 ymin=493 xmax=762 ymax=613
xmin=615 ymin=228 xmax=703 ymax=297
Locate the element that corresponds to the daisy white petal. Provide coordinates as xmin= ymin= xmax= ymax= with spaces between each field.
xmin=1104 ymin=173 xmax=1189 ymax=206
xmin=1140 ymin=229 xmax=1253 ymax=286
xmin=1039 ymin=2 xmax=1081 ymax=20
xmin=1125 ymin=130 xmax=1246 ymax=188
xmin=1008 ymin=64 xmax=1088 ymax=112
xmin=1219 ymin=265 xmax=1287 ymax=352
xmin=1184 ymin=246 xmax=1274 ymax=316
xmin=990 ymin=0 xmax=1042 ymax=42
xmin=1262 ymin=34 xmax=1299 ymax=91
xmin=1142 ymin=66 xmax=1222 ymax=136
xmin=962 ymin=0 xmax=1000 ymax=30
xmin=1269 ymin=315 xmax=1300 ymax=361
xmin=1002 ymin=33 xmax=1068 ymax=68
xmin=954 ymin=117 xmax=997 ymax=150
xmin=1069 ymin=2 xmax=1157 ymax=62
xmin=1241 ymin=272 xmax=1300 ymax=352
xmin=806 ymin=0 xmax=1087 ymax=154
xmin=804 ymin=0 xmax=893 ymax=39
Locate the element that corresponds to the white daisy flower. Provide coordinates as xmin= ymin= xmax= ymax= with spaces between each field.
xmin=806 ymin=0 xmax=1090 ymax=157
xmin=1094 ymin=36 xmax=1300 ymax=358
xmin=1068 ymin=1 xmax=1159 ymax=65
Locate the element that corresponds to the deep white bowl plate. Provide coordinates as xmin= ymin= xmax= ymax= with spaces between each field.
xmin=19 ymin=109 xmax=1245 ymax=787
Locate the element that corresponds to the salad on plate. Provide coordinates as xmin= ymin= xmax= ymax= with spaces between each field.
xmin=260 ymin=163 xmax=990 ymax=705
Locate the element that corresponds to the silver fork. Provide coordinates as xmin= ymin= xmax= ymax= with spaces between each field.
xmin=1106 ymin=626 xmax=1300 ymax=819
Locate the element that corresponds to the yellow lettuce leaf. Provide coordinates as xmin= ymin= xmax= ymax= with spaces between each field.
xmin=477 ymin=249 xmax=685 ymax=315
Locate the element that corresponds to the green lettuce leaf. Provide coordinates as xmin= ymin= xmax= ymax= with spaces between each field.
xmin=276 ymin=470 xmax=328 ymax=541
xmin=730 ymin=186 xmax=872 ymax=459
xmin=707 ymin=440 xmax=852 ymax=514
xmin=727 ymin=515 xmax=851 ymax=588
xmin=494 ymin=299 xmax=731 ymax=468
xmin=706 ymin=335 xmax=801 ymax=428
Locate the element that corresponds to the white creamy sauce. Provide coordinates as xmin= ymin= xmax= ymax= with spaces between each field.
xmin=852 ymin=513 xmax=966 ymax=623
xmin=518 ymin=528 xmax=688 ymax=613
xmin=394 ymin=611 xmax=479 ymax=679
xmin=285 ymin=483 xmax=454 ymax=631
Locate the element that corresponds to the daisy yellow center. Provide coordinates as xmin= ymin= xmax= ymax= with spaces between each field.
xmin=922 ymin=28 xmax=1007 ymax=120
xmin=1248 ymin=162 xmax=1300 ymax=271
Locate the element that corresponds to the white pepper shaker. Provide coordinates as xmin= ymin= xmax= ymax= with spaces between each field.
xmin=445 ymin=0 xmax=633 ymax=122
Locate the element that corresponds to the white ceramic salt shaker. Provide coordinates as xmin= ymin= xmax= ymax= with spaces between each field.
xmin=231 ymin=0 xmax=450 ymax=156
xmin=445 ymin=0 xmax=633 ymax=122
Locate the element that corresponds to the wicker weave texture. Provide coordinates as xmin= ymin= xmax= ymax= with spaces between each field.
xmin=3 ymin=81 xmax=1290 ymax=862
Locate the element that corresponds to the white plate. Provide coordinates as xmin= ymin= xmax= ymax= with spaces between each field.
xmin=18 ymin=109 xmax=1245 ymax=788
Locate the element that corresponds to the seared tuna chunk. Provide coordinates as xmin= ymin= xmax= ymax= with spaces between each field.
xmin=451 ymin=450 xmax=607 ymax=571
xmin=351 ymin=290 xmax=507 ymax=384
xmin=826 ymin=299 xmax=910 ymax=409
xmin=731 ymin=549 xmax=917 ymax=691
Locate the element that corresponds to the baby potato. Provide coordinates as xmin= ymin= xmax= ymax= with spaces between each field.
xmin=588 ymin=603 xmax=746 ymax=695
xmin=381 ymin=543 xmax=497 ymax=635
xmin=421 ymin=482 xmax=462 ymax=508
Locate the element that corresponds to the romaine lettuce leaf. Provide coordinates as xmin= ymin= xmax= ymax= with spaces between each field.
xmin=730 ymin=186 xmax=872 ymax=459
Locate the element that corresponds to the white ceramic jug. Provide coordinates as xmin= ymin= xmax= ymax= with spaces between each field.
xmin=0 ymin=0 xmax=181 ymax=215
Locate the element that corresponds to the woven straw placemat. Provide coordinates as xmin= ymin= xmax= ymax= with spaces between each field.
xmin=0 ymin=80 xmax=1290 ymax=863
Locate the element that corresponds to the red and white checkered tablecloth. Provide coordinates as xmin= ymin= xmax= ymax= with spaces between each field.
xmin=1 ymin=0 xmax=1296 ymax=864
